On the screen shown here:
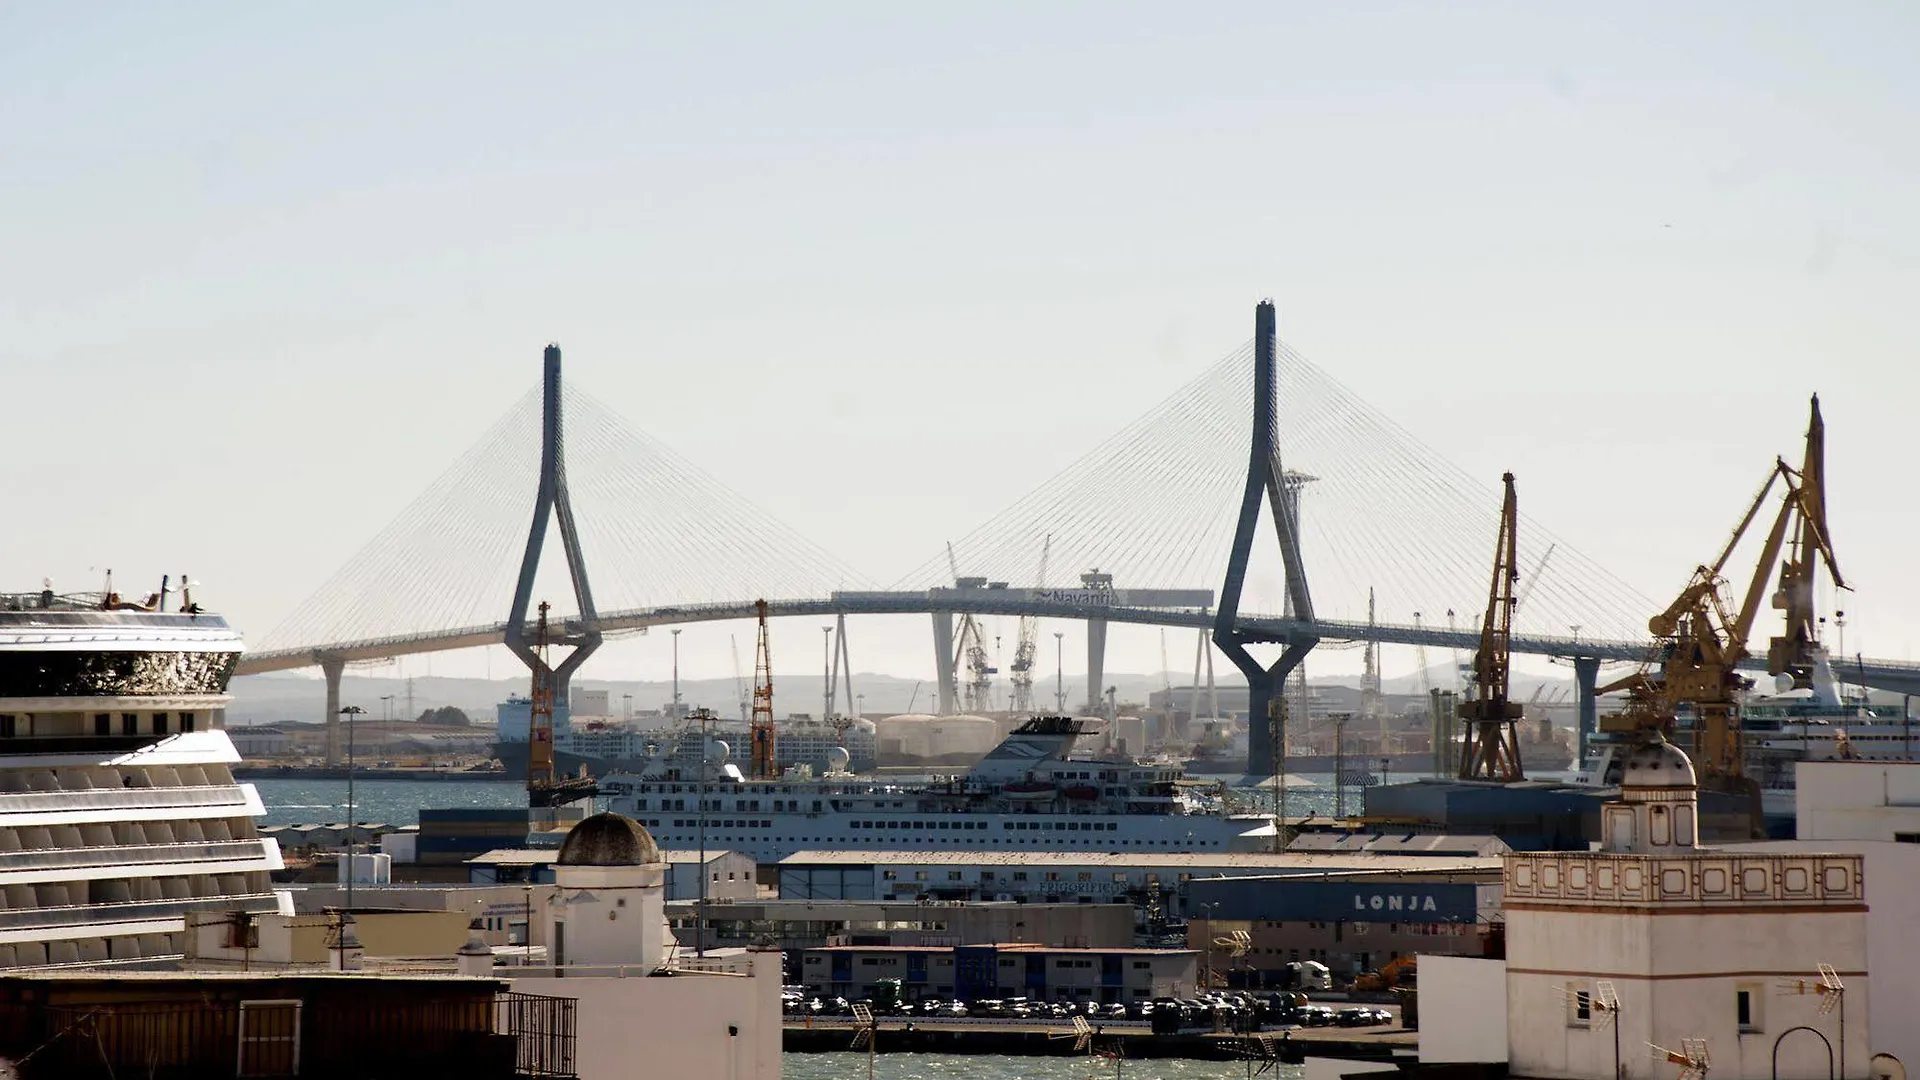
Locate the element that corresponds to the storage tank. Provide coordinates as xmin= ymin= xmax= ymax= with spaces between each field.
xmin=1110 ymin=715 xmax=1147 ymax=758
xmin=920 ymin=715 xmax=1000 ymax=766
xmin=875 ymin=714 xmax=938 ymax=764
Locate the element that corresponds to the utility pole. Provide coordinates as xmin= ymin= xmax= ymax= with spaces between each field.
xmin=338 ymin=704 xmax=364 ymax=912
xmin=695 ymin=707 xmax=711 ymax=957
xmin=1333 ymin=713 xmax=1350 ymax=820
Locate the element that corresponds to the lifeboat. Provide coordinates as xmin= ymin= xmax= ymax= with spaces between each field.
xmin=1002 ymin=781 xmax=1056 ymax=800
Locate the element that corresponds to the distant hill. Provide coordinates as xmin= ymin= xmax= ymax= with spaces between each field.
xmin=228 ymin=665 xmax=1591 ymax=727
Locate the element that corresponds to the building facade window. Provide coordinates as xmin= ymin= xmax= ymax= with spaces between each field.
xmin=1736 ymin=986 xmax=1763 ymax=1033
xmin=1567 ymin=983 xmax=1592 ymax=1028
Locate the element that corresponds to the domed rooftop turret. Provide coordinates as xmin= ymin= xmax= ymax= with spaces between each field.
xmin=557 ymin=812 xmax=661 ymax=867
xmin=1620 ymin=732 xmax=1697 ymax=791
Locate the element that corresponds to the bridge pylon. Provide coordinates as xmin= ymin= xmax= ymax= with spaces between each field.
xmin=504 ymin=345 xmax=603 ymax=742
xmin=1213 ymin=301 xmax=1319 ymax=779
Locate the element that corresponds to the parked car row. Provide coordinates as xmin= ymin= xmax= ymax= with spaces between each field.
xmin=777 ymin=989 xmax=1392 ymax=1031
xmin=780 ymin=993 xmax=1130 ymax=1021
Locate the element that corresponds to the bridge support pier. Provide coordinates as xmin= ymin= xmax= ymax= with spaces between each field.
xmin=321 ymin=657 xmax=344 ymax=768
xmin=504 ymin=344 xmax=602 ymax=802
xmin=1573 ymin=656 xmax=1600 ymax=767
xmin=1085 ymin=618 xmax=1108 ymax=715
xmin=931 ymin=612 xmax=956 ymax=714
xmin=1214 ymin=300 xmax=1318 ymax=779
xmin=1242 ymin=648 xmax=1312 ymax=778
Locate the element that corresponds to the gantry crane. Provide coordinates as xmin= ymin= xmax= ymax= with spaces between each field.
xmin=1600 ymin=396 xmax=1844 ymax=783
xmin=1457 ymin=473 xmax=1526 ymax=781
xmin=1007 ymin=536 xmax=1049 ymax=714
xmin=945 ymin=543 xmax=996 ymax=712
xmin=749 ymin=599 xmax=778 ymax=779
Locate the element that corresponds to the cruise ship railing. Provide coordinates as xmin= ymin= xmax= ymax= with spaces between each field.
xmin=0 ymin=891 xmax=285 ymax=930
xmin=0 ymin=785 xmax=252 ymax=815
xmin=0 ymin=839 xmax=272 ymax=874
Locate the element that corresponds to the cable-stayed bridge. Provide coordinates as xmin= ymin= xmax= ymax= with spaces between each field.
xmin=239 ymin=303 xmax=1920 ymax=774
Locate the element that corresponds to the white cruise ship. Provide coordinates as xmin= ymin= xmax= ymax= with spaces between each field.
xmin=0 ymin=579 xmax=290 ymax=970
xmin=598 ymin=715 xmax=1266 ymax=863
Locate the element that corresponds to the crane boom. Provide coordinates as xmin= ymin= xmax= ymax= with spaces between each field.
xmin=1008 ymin=535 xmax=1049 ymax=713
xmin=749 ymin=599 xmax=777 ymax=779
xmin=1457 ymin=472 xmax=1525 ymax=781
xmin=1602 ymin=395 xmax=1846 ymax=786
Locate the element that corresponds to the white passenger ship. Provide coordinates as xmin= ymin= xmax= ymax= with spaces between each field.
xmin=598 ymin=716 xmax=1264 ymax=863
xmin=0 ymin=579 xmax=290 ymax=970
xmin=1578 ymin=646 xmax=1917 ymax=833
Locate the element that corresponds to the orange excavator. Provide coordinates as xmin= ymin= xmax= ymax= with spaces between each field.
xmin=1354 ymin=954 xmax=1417 ymax=992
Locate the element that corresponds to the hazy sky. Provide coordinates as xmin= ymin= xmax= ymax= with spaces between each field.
xmin=4 ymin=4 xmax=1917 ymax=702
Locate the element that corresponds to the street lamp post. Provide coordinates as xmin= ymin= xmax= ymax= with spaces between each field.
xmin=671 ymin=629 xmax=682 ymax=717
xmin=1201 ymin=901 xmax=1222 ymax=990
xmin=697 ymin=707 xmax=710 ymax=957
xmin=1054 ymin=632 xmax=1066 ymax=713
xmin=338 ymin=705 xmax=365 ymax=912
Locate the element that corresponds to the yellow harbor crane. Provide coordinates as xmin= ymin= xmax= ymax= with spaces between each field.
xmin=1457 ymin=472 xmax=1526 ymax=782
xmin=1600 ymin=396 xmax=1845 ymax=788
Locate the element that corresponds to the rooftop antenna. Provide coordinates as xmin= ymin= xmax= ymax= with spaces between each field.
xmin=1213 ymin=928 xmax=1252 ymax=986
xmin=848 ymin=1002 xmax=877 ymax=1080
xmin=1778 ymin=963 xmax=1846 ymax=1080
xmin=1649 ymin=1038 xmax=1711 ymax=1080
xmin=1559 ymin=979 xmax=1621 ymax=1079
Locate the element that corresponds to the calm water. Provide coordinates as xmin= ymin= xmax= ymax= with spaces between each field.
xmin=252 ymin=777 xmax=527 ymax=826
xmin=780 ymin=1054 xmax=1305 ymax=1079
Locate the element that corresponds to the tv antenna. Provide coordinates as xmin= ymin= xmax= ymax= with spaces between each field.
xmin=1779 ymin=963 xmax=1847 ymax=1079
xmin=1778 ymin=963 xmax=1844 ymax=1015
xmin=848 ymin=1002 xmax=877 ymax=1080
xmin=1559 ymin=980 xmax=1622 ymax=1080
xmin=1650 ymin=1038 xmax=1711 ymax=1080
xmin=1233 ymin=1032 xmax=1286 ymax=1077
xmin=1049 ymin=1015 xmax=1098 ymax=1076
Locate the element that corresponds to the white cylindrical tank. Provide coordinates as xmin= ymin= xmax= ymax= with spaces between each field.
xmin=922 ymin=715 xmax=1000 ymax=763
xmin=338 ymin=852 xmax=392 ymax=886
xmin=1112 ymin=715 xmax=1147 ymax=758
xmin=876 ymin=715 xmax=938 ymax=762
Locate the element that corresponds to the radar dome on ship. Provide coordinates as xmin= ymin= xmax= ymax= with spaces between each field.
xmin=705 ymin=737 xmax=731 ymax=764
xmin=825 ymin=746 xmax=852 ymax=772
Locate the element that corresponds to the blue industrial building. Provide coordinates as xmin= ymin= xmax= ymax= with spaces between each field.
xmin=1185 ymin=869 xmax=1502 ymax=980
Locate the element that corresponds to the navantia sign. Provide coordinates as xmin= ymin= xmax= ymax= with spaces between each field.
xmin=1031 ymin=589 xmax=1117 ymax=608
